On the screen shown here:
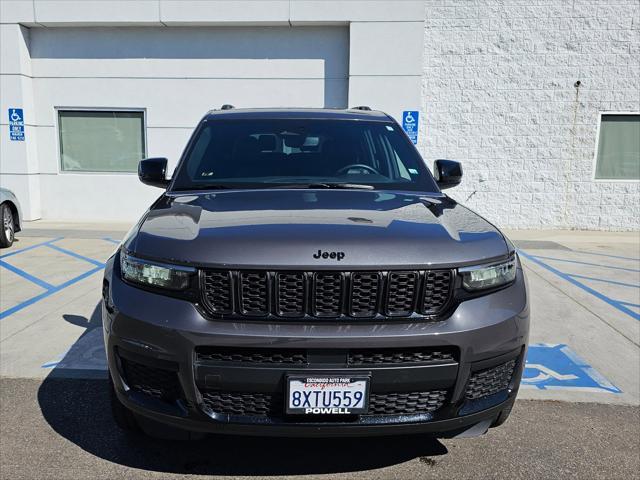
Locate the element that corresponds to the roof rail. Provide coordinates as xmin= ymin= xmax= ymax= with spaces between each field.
xmin=351 ymin=105 xmax=372 ymax=111
xmin=220 ymin=104 xmax=235 ymax=110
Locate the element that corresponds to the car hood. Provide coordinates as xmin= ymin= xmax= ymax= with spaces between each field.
xmin=125 ymin=190 xmax=509 ymax=269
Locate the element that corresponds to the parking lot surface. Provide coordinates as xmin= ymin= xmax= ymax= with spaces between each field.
xmin=1 ymin=223 xmax=639 ymax=479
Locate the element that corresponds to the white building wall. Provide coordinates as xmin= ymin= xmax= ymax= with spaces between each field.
xmin=419 ymin=0 xmax=640 ymax=231
xmin=0 ymin=0 xmax=425 ymax=223
xmin=1 ymin=0 xmax=638 ymax=230
xmin=28 ymin=25 xmax=350 ymax=220
xmin=0 ymin=24 xmax=42 ymax=220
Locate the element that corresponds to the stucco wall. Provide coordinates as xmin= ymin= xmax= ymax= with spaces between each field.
xmin=0 ymin=1 xmax=425 ymax=223
xmin=1 ymin=0 xmax=638 ymax=230
xmin=419 ymin=0 xmax=640 ymax=230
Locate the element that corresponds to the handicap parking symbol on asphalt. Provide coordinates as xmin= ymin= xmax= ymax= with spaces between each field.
xmin=522 ymin=343 xmax=620 ymax=393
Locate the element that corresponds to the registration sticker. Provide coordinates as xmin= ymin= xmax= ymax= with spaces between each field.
xmin=286 ymin=376 xmax=369 ymax=414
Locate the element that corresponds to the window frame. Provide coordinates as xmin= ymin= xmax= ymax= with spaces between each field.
xmin=55 ymin=107 xmax=148 ymax=175
xmin=592 ymin=111 xmax=640 ymax=183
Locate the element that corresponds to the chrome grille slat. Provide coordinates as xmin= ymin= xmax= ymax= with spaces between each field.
xmin=200 ymin=269 xmax=453 ymax=319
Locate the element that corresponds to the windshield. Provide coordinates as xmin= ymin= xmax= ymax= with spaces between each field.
xmin=171 ymin=119 xmax=439 ymax=192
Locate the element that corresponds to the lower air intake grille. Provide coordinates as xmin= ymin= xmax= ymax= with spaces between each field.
xmin=120 ymin=358 xmax=181 ymax=403
xmin=202 ymin=391 xmax=283 ymax=417
xmin=348 ymin=347 xmax=457 ymax=366
xmin=201 ymin=390 xmax=448 ymax=417
xmin=465 ymin=360 xmax=516 ymax=400
xmin=368 ymin=390 xmax=447 ymax=415
xmin=195 ymin=347 xmax=308 ymax=365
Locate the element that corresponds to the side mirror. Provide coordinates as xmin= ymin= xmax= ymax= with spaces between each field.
xmin=433 ymin=159 xmax=462 ymax=190
xmin=138 ymin=158 xmax=170 ymax=188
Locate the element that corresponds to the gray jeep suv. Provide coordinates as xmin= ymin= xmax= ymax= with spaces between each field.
xmin=103 ymin=107 xmax=529 ymax=438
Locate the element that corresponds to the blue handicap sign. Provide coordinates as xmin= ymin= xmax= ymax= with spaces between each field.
xmin=8 ymin=108 xmax=25 ymax=141
xmin=402 ymin=110 xmax=419 ymax=144
xmin=522 ymin=344 xmax=620 ymax=393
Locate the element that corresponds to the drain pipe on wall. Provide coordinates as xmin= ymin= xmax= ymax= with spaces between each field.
xmin=562 ymin=80 xmax=582 ymax=229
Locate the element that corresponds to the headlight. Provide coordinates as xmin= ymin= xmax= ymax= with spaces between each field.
xmin=460 ymin=256 xmax=517 ymax=291
xmin=120 ymin=252 xmax=195 ymax=290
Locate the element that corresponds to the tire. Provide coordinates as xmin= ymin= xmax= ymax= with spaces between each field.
xmin=109 ymin=375 xmax=140 ymax=433
xmin=0 ymin=203 xmax=15 ymax=248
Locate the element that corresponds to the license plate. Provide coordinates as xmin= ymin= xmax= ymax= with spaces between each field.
xmin=286 ymin=376 xmax=369 ymax=414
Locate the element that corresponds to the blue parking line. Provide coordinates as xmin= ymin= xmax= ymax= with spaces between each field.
xmin=45 ymin=244 xmax=105 ymax=268
xmin=618 ymin=301 xmax=640 ymax=308
xmin=519 ymin=250 xmax=640 ymax=321
xmin=103 ymin=237 xmax=121 ymax=245
xmin=571 ymin=250 xmax=640 ymax=262
xmin=531 ymin=255 xmax=640 ymax=273
xmin=0 ymin=266 xmax=103 ymax=319
xmin=0 ymin=237 xmax=64 ymax=259
xmin=567 ymin=274 xmax=640 ymax=289
xmin=0 ymin=259 xmax=55 ymax=290
xmin=41 ymin=361 xmax=61 ymax=369
xmin=0 ymin=237 xmax=108 ymax=319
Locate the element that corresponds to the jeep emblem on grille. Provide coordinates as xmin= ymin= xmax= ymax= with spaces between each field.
xmin=313 ymin=249 xmax=345 ymax=261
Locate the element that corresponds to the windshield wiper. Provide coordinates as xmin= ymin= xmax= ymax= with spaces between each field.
xmin=268 ymin=183 xmax=375 ymax=190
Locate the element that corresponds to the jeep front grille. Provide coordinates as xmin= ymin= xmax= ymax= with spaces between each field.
xmin=200 ymin=269 xmax=454 ymax=319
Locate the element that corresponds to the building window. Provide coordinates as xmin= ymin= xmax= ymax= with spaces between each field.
xmin=58 ymin=110 xmax=146 ymax=172
xmin=594 ymin=113 xmax=640 ymax=180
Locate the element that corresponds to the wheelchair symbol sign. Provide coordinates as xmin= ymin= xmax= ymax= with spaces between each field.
xmin=522 ymin=344 xmax=620 ymax=393
xmin=8 ymin=108 xmax=25 ymax=141
xmin=402 ymin=110 xmax=419 ymax=144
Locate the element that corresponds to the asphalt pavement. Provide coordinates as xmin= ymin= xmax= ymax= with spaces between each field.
xmin=1 ymin=377 xmax=638 ymax=480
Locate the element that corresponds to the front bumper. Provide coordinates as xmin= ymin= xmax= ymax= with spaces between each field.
xmin=103 ymin=260 xmax=529 ymax=437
